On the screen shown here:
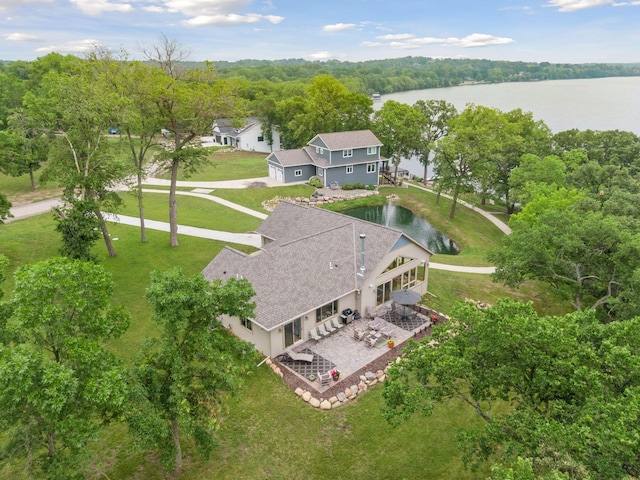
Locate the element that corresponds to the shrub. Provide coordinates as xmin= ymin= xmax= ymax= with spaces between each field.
xmin=308 ymin=177 xmax=323 ymax=188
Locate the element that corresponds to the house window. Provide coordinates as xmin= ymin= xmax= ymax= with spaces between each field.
xmin=343 ymin=149 xmax=353 ymax=158
xmin=346 ymin=165 xmax=353 ymax=174
xmin=241 ymin=318 xmax=253 ymax=331
xmin=316 ymin=147 xmax=324 ymax=155
xmin=317 ymin=168 xmax=324 ymax=177
xmin=294 ymin=169 xmax=303 ymax=177
xmin=316 ymin=300 xmax=338 ymax=322
xmin=284 ymin=318 xmax=302 ymax=348
xmin=367 ymin=146 xmax=377 ymax=155
xmin=367 ymin=162 xmax=377 ymax=173
xmin=257 ymin=135 xmax=264 ymax=142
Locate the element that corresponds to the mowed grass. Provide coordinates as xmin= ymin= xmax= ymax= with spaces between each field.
xmin=115 ymin=191 xmax=263 ymax=233
xmin=158 ymin=150 xmax=268 ymax=181
xmin=0 ymin=161 xmax=572 ymax=479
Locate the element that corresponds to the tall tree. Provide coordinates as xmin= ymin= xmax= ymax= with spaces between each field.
xmin=275 ymin=75 xmax=373 ymax=148
xmin=23 ymin=60 xmax=129 ymax=257
xmin=127 ymin=267 xmax=258 ymax=472
xmin=432 ymin=104 xmax=497 ymax=218
xmin=105 ymin=58 xmax=165 ymax=243
xmin=372 ymin=100 xmax=425 ymax=182
xmin=141 ymin=35 xmax=240 ymax=247
xmin=0 ymin=257 xmax=130 ymax=479
xmin=412 ymin=99 xmax=457 ymax=184
xmin=488 ymin=189 xmax=640 ymax=320
xmin=383 ymin=299 xmax=640 ymax=479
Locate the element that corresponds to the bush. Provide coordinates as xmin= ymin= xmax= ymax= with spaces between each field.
xmin=308 ymin=177 xmax=323 ymax=188
xmin=365 ymin=184 xmax=376 ymax=191
xmin=342 ymin=183 xmax=366 ymax=191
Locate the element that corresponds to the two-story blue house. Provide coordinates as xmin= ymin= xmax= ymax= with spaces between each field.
xmin=266 ymin=130 xmax=384 ymax=187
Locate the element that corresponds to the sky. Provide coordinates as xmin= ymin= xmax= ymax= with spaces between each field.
xmin=1 ymin=0 xmax=639 ymax=64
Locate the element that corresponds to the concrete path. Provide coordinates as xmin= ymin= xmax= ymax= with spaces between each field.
xmin=101 ymin=212 xmax=262 ymax=247
xmin=6 ymin=177 xmax=506 ymax=274
xmin=407 ymin=183 xmax=511 ymax=235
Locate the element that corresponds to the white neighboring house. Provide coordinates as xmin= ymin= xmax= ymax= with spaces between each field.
xmin=212 ymin=118 xmax=281 ymax=153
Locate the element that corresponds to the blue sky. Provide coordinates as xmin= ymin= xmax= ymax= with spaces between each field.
xmin=1 ymin=0 xmax=639 ymax=63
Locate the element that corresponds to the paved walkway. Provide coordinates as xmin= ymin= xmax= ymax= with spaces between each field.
xmin=7 ymin=177 xmax=511 ymax=273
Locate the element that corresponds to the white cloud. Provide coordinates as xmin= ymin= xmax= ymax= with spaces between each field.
xmin=143 ymin=5 xmax=166 ymax=12
xmin=35 ymin=39 xmax=104 ymax=54
xmin=163 ymin=0 xmax=252 ymax=16
xmin=70 ymin=0 xmax=133 ymax=15
xmin=183 ymin=12 xmax=283 ymax=26
xmin=612 ymin=0 xmax=640 ymax=5
xmin=305 ymin=51 xmax=333 ymax=60
xmin=447 ymin=33 xmax=514 ymax=47
xmin=322 ymin=23 xmax=357 ymax=32
xmin=382 ymin=33 xmax=514 ymax=50
xmin=377 ymin=33 xmax=415 ymax=40
xmin=4 ymin=32 xmax=42 ymax=42
xmin=544 ymin=0 xmax=613 ymax=11
xmin=361 ymin=41 xmax=383 ymax=47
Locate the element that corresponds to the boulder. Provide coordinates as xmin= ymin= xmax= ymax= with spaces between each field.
xmin=302 ymin=391 xmax=312 ymax=402
xmin=294 ymin=387 xmax=304 ymax=396
xmin=309 ymin=397 xmax=321 ymax=408
xmin=320 ymin=400 xmax=332 ymax=410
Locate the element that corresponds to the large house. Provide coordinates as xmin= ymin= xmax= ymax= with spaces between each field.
xmin=266 ymin=130 xmax=383 ymax=187
xmin=202 ymin=202 xmax=432 ymax=358
xmin=212 ymin=118 xmax=281 ymax=153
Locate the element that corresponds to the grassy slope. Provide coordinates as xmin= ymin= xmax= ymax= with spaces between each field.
xmin=0 ymin=155 xmax=572 ymax=479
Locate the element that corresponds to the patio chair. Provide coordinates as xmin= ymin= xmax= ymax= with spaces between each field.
xmin=318 ymin=371 xmax=331 ymax=386
xmin=381 ymin=324 xmax=395 ymax=339
xmin=324 ymin=321 xmax=337 ymax=334
xmin=331 ymin=318 xmax=345 ymax=330
xmin=365 ymin=332 xmax=380 ymax=348
xmin=353 ymin=327 xmax=367 ymax=341
xmin=287 ymin=350 xmax=314 ymax=363
xmin=318 ymin=323 xmax=331 ymax=336
xmin=368 ymin=319 xmax=383 ymax=331
xmin=309 ymin=328 xmax=322 ymax=342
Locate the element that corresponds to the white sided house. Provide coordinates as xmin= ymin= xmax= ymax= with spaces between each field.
xmin=212 ymin=118 xmax=281 ymax=153
xmin=202 ymin=202 xmax=432 ymax=358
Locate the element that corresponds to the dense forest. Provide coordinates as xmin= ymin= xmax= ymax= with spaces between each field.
xmin=206 ymin=56 xmax=640 ymax=94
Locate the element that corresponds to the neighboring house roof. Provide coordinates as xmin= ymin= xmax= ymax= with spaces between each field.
xmin=202 ymin=202 xmax=432 ymax=331
xmin=267 ymin=149 xmax=313 ymax=167
xmin=213 ymin=117 xmax=261 ymax=137
xmin=310 ymin=130 xmax=382 ymax=150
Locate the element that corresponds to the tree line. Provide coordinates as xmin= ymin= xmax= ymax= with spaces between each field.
xmin=2 ymin=40 xmax=640 ymax=478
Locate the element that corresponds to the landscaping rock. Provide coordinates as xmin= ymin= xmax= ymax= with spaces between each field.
xmin=295 ymin=387 xmax=304 ymax=396
xmin=309 ymin=397 xmax=320 ymax=408
xmin=364 ymin=371 xmax=376 ymax=381
xmin=337 ymin=392 xmax=347 ymax=403
xmin=344 ymin=387 xmax=352 ymax=398
xmin=320 ymin=400 xmax=332 ymax=410
xmin=302 ymin=391 xmax=311 ymax=402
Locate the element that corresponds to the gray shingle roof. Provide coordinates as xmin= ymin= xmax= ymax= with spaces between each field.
xmin=310 ymin=130 xmax=382 ymax=151
xmin=202 ymin=202 xmax=428 ymax=331
xmin=267 ymin=149 xmax=313 ymax=167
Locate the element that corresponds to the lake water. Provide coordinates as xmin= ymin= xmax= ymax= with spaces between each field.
xmin=375 ymin=77 xmax=640 ymax=177
xmin=342 ymin=204 xmax=459 ymax=255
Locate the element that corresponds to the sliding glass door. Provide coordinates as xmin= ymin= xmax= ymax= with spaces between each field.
xmin=284 ymin=317 xmax=302 ymax=348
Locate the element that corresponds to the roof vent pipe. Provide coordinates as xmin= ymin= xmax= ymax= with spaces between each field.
xmin=358 ymin=234 xmax=366 ymax=276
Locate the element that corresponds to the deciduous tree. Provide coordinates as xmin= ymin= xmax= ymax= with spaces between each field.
xmin=412 ymin=99 xmax=457 ymax=184
xmin=372 ymin=100 xmax=424 ymax=182
xmin=383 ymin=299 xmax=640 ymax=479
xmin=127 ymin=267 xmax=258 ymax=472
xmin=0 ymin=257 xmax=130 ymax=479
xmin=141 ymin=35 xmax=240 ymax=247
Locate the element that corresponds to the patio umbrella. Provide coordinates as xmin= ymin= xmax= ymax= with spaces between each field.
xmin=389 ymin=288 xmax=421 ymax=305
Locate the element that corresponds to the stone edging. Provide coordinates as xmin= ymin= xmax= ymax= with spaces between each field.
xmin=265 ymin=358 xmax=389 ymax=409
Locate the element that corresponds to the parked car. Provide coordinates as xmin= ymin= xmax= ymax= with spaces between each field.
xmin=108 ymin=127 xmax=120 ymax=134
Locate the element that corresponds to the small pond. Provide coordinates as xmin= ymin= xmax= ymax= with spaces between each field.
xmin=343 ymin=204 xmax=459 ymax=255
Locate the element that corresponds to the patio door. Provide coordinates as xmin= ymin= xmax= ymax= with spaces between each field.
xmin=284 ymin=317 xmax=302 ymax=348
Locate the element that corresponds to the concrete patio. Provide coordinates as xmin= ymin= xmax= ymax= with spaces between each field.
xmin=275 ymin=310 xmax=433 ymax=395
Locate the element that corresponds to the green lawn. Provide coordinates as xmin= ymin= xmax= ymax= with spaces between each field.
xmin=0 ymin=163 xmax=573 ymax=479
xmin=157 ymin=150 xmax=268 ymax=181
xmin=115 ymin=191 xmax=263 ymax=233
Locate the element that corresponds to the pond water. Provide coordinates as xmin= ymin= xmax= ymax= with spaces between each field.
xmin=343 ymin=204 xmax=459 ymax=255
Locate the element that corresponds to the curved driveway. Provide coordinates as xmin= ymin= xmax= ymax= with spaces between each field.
xmin=7 ymin=178 xmax=510 ymax=274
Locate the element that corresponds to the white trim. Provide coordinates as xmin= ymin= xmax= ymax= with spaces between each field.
xmin=367 ymin=162 xmax=377 ymax=173
xmin=346 ymin=165 xmax=354 ymax=174
xmin=343 ymin=149 xmax=353 ymax=158
xmin=367 ymin=146 xmax=377 ymax=155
